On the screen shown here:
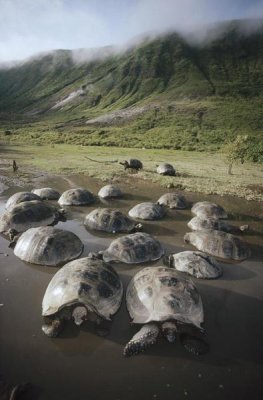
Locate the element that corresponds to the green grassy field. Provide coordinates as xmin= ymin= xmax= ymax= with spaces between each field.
xmin=1 ymin=144 xmax=262 ymax=201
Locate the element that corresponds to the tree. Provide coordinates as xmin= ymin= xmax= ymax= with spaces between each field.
xmin=223 ymin=135 xmax=249 ymax=175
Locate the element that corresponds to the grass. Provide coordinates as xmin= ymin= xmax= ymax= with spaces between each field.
xmin=1 ymin=97 xmax=262 ymax=160
xmin=1 ymin=143 xmax=262 ymax=201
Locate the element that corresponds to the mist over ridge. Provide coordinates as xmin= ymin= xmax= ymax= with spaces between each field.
xmin=1 ymin=0 xmax=263 ymax=63
xmin=0 ymin=17 xmax=262 ymax=69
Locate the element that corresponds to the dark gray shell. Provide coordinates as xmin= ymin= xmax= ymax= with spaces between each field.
xmin=156 ymin=163 xmax=176 ymax=176
xmin=126 ymin=266 xmax=204 ymax=327
xmin=157 ymin=193 xmax=187 ymax=209
xmin=58 ymin=188 xmax=95 ymax=206
xmin=127 ymin=159 xmax=143 ymax=169
xmin=5 ymin=192 xmax=41 ymax=210
xmin=103 ymin=232 xmax=164 ymax=264
xmin=188 ymin=216 xmax=231 ymax=232
xmin=184 ymin=231 xmax=249 ymax=261
xmin=32 ymin=187 xmax=60 ymax=200
xmin=42 ymin=256 xmax=123 ymax=320
xmin=98 ymin=185 xmax=123 ymax=199
xmin=191 ymin=201 xmax=227 ymax=219
xmin=0 ymin=200 xmax=62 ymax=233
xmin=168 ymin=251 xmax=222 ymax=279
xmin=14 ymin=226 xmax=83 ymax=266
xmin=128 ymin=202 xmax=165 ymax=220
xmin=84 ymin=208 xmax=136 ymax=233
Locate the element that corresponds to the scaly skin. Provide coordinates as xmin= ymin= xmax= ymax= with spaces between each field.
xmin=124 ymin=323 xmax=159 ymax=357
xmin=42 ymin=318 xmax=64 ymax=337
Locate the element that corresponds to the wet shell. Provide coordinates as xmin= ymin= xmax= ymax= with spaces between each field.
xmin=184 ymin=230 xmax=249 ymax=261
xmin=5 ymin=192 xmax=41 ymax=210
xmin=58 ymin=188 xmax=95 ymax=206
xmin=42 ymin=256 xmax=123 ymax=320
xmin=98 ymin=185 xmax=123 ymax=199
xmin=84 ymin=208 xmax=136 ymax=233
xmin=156 ymin=163 xmax=176 ymax=176
xmin=32 ymin=187 xmax=60 ymax=200
xmin=191 ymin=201 xmax=227 ymax=219
xmin=157 ymin=193 xmax=187 ymax=209
xmin=0 ymin=200 xmax=62 ymax=233
xmin=126 ymin=266 xmax=204 ymax=328
xmin=168 ymin=251 xmax=222 ymax=279
xmin=128 ymin=202 xmax=165 ymax=220
xmin=187 ymin=216 xmax=231 ymax=232
xmin=103 ymin=232 xmax=164 ymax=264
xmin=14 ymin=226 xmax=83 ymax=266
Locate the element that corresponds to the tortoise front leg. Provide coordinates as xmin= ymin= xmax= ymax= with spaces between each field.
xmin=42 ymin=318 xmax=64 ymax=337
xmin=124 ymin=323 xmax=159 ymax=357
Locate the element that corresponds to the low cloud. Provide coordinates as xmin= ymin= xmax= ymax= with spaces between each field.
xmin=0 ymin=0 xmax=262 ymax=63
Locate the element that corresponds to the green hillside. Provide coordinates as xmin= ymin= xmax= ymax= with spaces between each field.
xmin=0 ymin=19 xmax=262 ymax=160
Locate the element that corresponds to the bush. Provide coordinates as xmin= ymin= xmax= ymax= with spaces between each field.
xmin=222 ymin=134 xmax=262 ymax=174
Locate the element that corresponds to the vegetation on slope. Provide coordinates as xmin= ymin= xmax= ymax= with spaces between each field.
xmin=0 ymin=19 xmax=262 ymax=161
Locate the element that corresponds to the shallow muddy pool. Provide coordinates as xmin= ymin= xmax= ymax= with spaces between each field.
xmin=0 ymin=175 xmax=263 ymax=400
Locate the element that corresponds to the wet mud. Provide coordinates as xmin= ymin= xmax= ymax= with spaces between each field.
xmin=0 ymin=174 xmax=263 ymax=400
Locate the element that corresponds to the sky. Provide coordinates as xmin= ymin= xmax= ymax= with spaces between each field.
xmin=0 ymin=0 xmax=262 ymax=62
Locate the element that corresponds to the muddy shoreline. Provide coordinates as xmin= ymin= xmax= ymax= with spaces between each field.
xmin=0 ymin=170 xmax=263 ymax=400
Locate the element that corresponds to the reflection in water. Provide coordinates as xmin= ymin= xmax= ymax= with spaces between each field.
xmin=0 ymin=175 xmax=263 ymax=400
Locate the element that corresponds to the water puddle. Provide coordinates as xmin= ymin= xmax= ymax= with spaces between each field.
xmin=0 ymin=175 xmax=263 ymax=400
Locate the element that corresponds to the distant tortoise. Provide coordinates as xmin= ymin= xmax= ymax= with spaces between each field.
xmin=191 ymin=201 xmax=227 ymax=219
xmin=164 ymin=251 xmax=222 ymax=279
xmin=5 ymin=191 xmax=41 ymax=210
xmin=32 ymin=187 xmax=60 ymax=200
xmin=13 ymin=226 xmax=83 ymax=266
xmin=124 ymin=266 xmax=207 ymax=357
xmin=101 ymin=232 xmax=164 ymax=264
xmin=157 ymin=193 xmax=187 ymax=209
xmin=128 ymin=202 xmax=165 ymax=220
xmin=42 ymin=254 xmax=123 ymax=337
xmin=184 ymin=230 xmax=250 ymax=261
xmin=98 ymin=184 xmax=123 ymax=199
xmin=156 ymin=163 xmax=176 ymax=176
xmin=0 ymin=200 xmax=66 ymax=235
xmin=120 ymin=159 xmax=143 ymax=171
xmin=84 ymin=208 xmax=142 ymax=233
xmin=58 ymin=188 xmax=95 ymax=206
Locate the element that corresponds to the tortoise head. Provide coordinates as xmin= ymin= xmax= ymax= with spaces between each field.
xmin=7 ymin=228 xmax=20 ymax=249
xmin=72 ymin=306 xmax=88 ymax=326
xmin=119 ymin=160 xmax=129 ymax=168
xmin=161 ymin=321 xmax=177 ymax=343
xmin=184 ymin=233 xmax=191 ymax=244
xmin=58 ymin=208 xmax=67 ymax=221
xmin=134 ymin=223 xmax=143 ymax=232
xmin=88 ymin=251 xmax=103 ymax=260
xmin=162 ymin=254 xmax=173 ymax=267
xmin=7 ymin=228 xmax=18 ymax=241
xmin=239 ymin=224 xmax=249 ymax=232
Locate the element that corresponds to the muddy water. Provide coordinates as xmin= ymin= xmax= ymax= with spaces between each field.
xmin=0 ymin=175 xmax=263 ymax=400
